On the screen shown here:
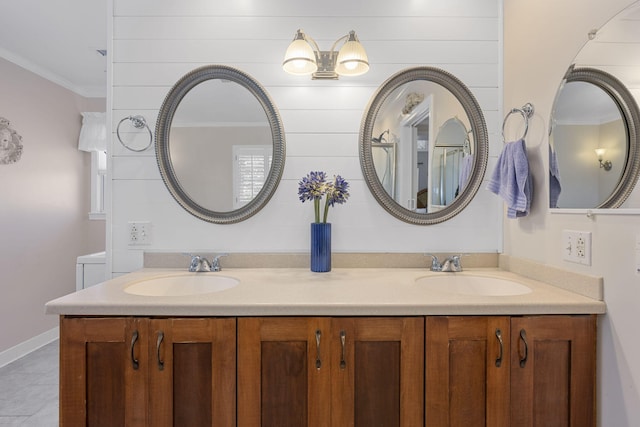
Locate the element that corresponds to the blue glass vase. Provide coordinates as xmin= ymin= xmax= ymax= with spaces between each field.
xmin=310 ymin=223 xmax=331 ymax=272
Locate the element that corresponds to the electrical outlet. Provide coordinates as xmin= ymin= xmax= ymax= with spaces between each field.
xmin=562 ymin=230 xmax=591 ymax=265
xmin=128 ymin=221 xmax=152 ymax=245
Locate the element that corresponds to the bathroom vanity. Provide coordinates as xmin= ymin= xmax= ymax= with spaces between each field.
xmin=46 ymin=267 xmax=605 ymax=427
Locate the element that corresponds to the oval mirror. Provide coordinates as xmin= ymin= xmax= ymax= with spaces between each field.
xmin=359 ymin=66 xmax=488 ymax=224
xmin=549 ymin=66 xmax=640 ymax=208
xmin=156 ymin=65 xmax=285 ymax=224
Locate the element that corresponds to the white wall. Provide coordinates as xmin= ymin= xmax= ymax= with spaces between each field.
xmin=503 ymin=1 xmax=640 ymax=425
xmin=0 ymin=58 xmax=106 ymax=354
xmin=109 ymin=0 xmax=504 ymax=275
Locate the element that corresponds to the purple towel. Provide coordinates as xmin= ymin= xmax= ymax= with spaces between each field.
xmin=458 ymin=154 xmax=474 ymax=193
xmin=487 ymin=139 xmax=532 ymax=218
xmin=549 ymin=145 xmax=561 ymax=208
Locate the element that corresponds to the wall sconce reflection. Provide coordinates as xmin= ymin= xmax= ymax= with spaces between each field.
xmin=282 ymin=29 xmax=369 ymax=79
xmin=595 ymin=148 xmax=612 ymax=171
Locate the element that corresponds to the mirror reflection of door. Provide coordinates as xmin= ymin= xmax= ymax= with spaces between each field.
xmin=416 ymin=117 xmax=429 ymax=211
xmin=372 ymin=80 xmax=473 ymax=213
xmin=398 ymin=94 xmax=432 ymax=211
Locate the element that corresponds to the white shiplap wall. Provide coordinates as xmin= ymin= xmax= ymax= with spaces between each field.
xmin=109 ymin=0 xmax=503 ymax=274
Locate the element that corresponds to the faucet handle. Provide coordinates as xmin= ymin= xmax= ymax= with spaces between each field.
xmin=425 ymin=253 xmax=442 ymax=271
xmin=211 ymin=253 xmax=229 ymax=272
xmin=187 ymin=254 xmax=202 ymax=272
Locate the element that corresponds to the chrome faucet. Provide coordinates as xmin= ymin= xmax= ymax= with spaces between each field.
xmin=426 ymin=254 xmax=463 ymax=272
xmin=188 ymin=253 xmax=228 ymax=272
xmin=441 ymin=255 xmax=463 ymax=272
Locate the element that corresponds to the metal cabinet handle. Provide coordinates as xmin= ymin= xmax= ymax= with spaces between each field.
xmin=519 ymin=329 xmax=529 ymax=368
xmin=340 ymin=330 xmax=347 ymax=369
xmin=130 ymin=330 xmax=139 ymax=370
xmin=315 ymin=330 xmax=322 ymax=370
xmin=156 ymin=331 xmax=165 ymax=371
xmin=495 ymin=329 xmax=503 ymax=367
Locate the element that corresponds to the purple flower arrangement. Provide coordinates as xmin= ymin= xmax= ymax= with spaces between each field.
xmin=298 ymin=171 xmax=350 ymax=223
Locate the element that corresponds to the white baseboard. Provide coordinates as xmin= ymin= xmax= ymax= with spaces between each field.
xmin=0 ymin=327 xmax=59 ymax=368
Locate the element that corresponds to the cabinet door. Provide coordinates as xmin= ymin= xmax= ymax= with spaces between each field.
xmin=60 ymin=317 xmax=149 ymax=427
xmin=510 ymin=315 xmax=596 ymax=427
xmin=331 ymin=317 xmax=424 ymax=427
xmin=148 ymin=318 xmax=236 ymax=427
xmin=425 ymin=316 xmax=510 ymax=427
xmin=237 ymin=317 xmax=332 ymax=427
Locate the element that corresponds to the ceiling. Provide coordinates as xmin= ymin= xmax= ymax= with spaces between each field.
xmin=0 ymin=0 xmax=107 ymax=98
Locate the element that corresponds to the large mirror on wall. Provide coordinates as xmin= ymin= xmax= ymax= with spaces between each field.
xmin=156 ymin=65 xmax=286 ymax=224
xmin=549 ymin=2 xmax=640 ymax=209
xmin=360 ymin=66 xmax=488 ymax=225
xmin=550 ymin=67 xmax=640 ymax=208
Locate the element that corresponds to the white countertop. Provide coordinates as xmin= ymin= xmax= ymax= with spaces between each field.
xmin=45 ymin=268 xmax=606 ymax=317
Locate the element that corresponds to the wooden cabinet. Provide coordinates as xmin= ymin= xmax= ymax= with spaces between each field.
xmin=59 ymin=316 xmax=236 ymax=427
xmin=147 ymin=318 xmax=236 ymax=427
xmin=60 ymin=313 xmax=595 ymax=427
xmin=425 ymin=315 xmax=596 ymax=427
xmin=237 ymin=317 xmax=424 ymax=427
xmin=426 ymin=316 xmax=511 ymax=427
xmin=510 ymin=315 xmax=596 ymax=427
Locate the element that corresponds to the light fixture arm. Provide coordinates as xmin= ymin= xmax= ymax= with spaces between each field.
xmin=328 ymin=33 xmax=350 ymax=54
xmin=599 ymin=159 xmax=613 ymax=171
xmin=299 ymin=30 xmax=321 ymax=55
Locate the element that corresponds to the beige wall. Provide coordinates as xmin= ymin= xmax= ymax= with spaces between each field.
xmin=0 ymin=57 xmax=105 ymax=353
xmin=504 ymin=1 xmax=640 ymax=425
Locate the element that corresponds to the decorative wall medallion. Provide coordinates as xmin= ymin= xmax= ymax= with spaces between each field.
xmin=402 ymin=92 xmax=425 ymax=115
xmin=0 ymin=118 xmax=23 ymax=164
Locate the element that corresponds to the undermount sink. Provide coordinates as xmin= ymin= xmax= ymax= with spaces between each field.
xmin=415 ymin=274 xmax=532 ymax=296
xmin=124 ymin=274 xmax=239 ymax=296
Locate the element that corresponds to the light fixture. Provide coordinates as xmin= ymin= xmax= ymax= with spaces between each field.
xmin=282 ymin=29 xmax=369 ymax=79
xmin=595 ymin=148 xmax=612 ymax=171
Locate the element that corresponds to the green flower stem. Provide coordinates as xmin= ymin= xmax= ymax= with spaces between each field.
xmin=314 ymin=198 xmax=321 ymax=223
xmin=322 ymin=198 xmax=330 ymax=223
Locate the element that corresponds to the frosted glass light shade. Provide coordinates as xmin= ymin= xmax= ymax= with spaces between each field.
xmin=594 ymin=148 xmax=606 ymax=160
xmin=335 ymin=32 xmax=369 ymax=76
xmin=283 ymin=33 xmax=318 ymax=75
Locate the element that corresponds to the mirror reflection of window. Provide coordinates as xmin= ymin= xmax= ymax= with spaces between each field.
xmin=233 ymin=145 xmax=272 ymax=208
xmin=156 ymin=65 xmax=286 ymax=224
xmin=168 ymin=78 xmax=272 ymax=212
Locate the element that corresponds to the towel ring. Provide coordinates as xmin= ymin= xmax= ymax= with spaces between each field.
xmin=116 ymin=115 xmax=153 ymax=152
xmin=502 ymin=103 xmax=535 ymax=142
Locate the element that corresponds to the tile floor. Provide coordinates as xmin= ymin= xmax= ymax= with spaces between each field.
xmin=0 ymin=341 xmax=59 ymax=426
